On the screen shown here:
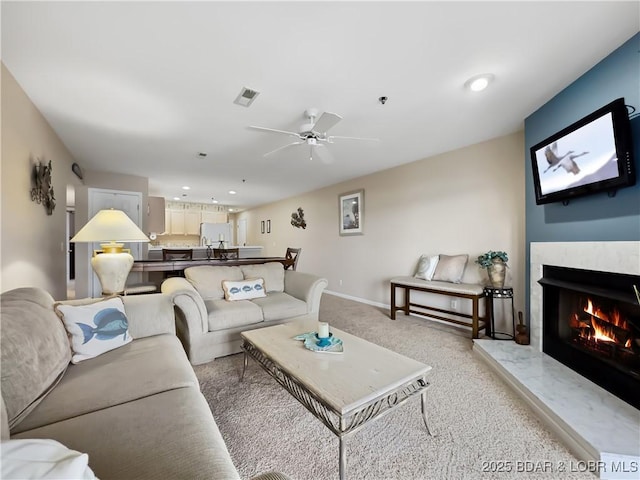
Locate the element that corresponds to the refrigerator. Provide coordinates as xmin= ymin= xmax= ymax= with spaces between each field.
xmin=200 ymin=223 xmax=232 ymax=246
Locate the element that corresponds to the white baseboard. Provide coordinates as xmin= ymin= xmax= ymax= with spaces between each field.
xmin=323 ymin=290 xmax=388 ymax=309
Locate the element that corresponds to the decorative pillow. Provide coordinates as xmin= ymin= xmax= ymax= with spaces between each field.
xmin=222 ymin=278 xmax=267 ymax=301
xmin=415 ymin=254 xmax=439 ymax=280
xmin=432 ymin=254 xmax=468 ymax=284
xmin=0 ymin=439 xmax=97 ymax=479
xmin=55 ymin=297 xmax=132 ymax=364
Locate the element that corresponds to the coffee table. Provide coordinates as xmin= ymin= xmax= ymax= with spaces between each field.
xmin=240 ymin=321 xmax=433 ymax=480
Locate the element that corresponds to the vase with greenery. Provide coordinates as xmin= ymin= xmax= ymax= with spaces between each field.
xmin=476 ymin=250 xmax=508 ymax=288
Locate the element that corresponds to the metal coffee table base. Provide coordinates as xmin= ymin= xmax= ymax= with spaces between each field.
xmin=241 ymin=340 xmax=434 ymax=480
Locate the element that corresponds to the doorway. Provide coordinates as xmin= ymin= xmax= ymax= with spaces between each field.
xmin=66 ymin=209 xmax=75 ymax=299
xmin=238 ymin=219 xmax=247 ymax=246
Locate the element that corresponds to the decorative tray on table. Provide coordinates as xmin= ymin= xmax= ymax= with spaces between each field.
xmin=293 ymin=332 xmax=344 ymax=354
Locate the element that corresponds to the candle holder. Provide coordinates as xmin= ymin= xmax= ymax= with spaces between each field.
xmin=218 ymin=240 xmax=228 ymax=260
xmin=206 ymin=244 xmax=213 ymax=260
xmin=315 ymin=332 xmax=333 ymax=347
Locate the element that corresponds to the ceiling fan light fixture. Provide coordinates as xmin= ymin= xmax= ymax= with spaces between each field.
xmin=249 ymin=108 xmax=376 ymax=161
xmin=465 ymin=73 xmax=494 ymax=92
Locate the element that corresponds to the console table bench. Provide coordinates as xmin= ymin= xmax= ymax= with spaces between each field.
xmin=390 ymin=276 xmax=489 ymax=338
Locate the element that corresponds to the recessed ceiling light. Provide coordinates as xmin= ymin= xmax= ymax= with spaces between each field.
xmin=211 ymin=198 xmax=219 ymax=204
xmin=228 ymin=190 xmax=237 ymax=195
xmin=464 ymin=73 xmax=495 ymax=92
xmin=228 ymin=208 xmax=234 ymax=212
xmin=173 ymin=197 xmax=180 ymax=201
xmin=182 ymin=186 xmax=190 ymax=190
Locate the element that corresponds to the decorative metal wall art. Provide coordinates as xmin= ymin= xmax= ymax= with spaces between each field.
xmin=31 ymin=159 xmax=56 ymax=215
xmin=291 ymin=207 xmax=306 ymax=229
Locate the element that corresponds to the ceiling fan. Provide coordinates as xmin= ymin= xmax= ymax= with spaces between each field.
xmin=249 ymin=108 xmax=379 ymax=162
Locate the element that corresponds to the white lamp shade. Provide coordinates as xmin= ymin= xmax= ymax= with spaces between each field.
xmin=71 ymin=209 xmax=149 ymax=243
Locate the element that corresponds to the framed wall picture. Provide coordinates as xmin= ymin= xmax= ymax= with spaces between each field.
xmin=339 ymin=189 xmax=364 ymax=236
xmin=261 ymin=221 xmax=265 ymax=234
xmin=266 ymin=219 xmax=271 ymax=234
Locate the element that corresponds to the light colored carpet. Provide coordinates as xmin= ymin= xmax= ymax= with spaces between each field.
xmin=194 ymin=294 xmax=588 ymax=480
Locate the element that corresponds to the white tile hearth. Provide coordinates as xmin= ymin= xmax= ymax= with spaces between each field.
xmin=474 ymin=340 xmax=640 ymax=479
xmin=474 ymin=241 xmax=640 ymax=479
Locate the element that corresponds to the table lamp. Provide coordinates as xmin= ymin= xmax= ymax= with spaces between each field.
xmin=71 ymin=209 xmax=149 ymax=295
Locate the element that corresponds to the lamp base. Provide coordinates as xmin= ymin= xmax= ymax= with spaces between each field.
xmin=91 ymin=251 xmax=134 ymax=295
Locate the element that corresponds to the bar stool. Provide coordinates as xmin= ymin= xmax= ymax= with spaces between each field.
xmin=162 ymin=248 xmax=193 ymax=278
xmin=285 ymin=247 xmax=301 ymax=270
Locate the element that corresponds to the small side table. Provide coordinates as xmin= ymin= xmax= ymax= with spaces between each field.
xmin=484 ymin=286 xmax=515 ymax=340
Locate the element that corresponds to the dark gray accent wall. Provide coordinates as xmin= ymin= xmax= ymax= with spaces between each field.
xmin=524 ymin=33 xmax=640 ymax=318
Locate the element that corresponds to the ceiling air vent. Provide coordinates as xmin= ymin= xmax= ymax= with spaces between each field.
xmin=234 ymin=87 xmax=260 ymax=107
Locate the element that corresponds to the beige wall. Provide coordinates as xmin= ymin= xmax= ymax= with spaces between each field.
xmin=237 ymin=131 xmax=526 ymax=315
xmin=1 ymin=64 xmax=82 ymax=299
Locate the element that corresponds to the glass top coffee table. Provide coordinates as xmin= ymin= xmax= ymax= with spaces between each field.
xmin=240 ymin=321 xmax=434 ymax=480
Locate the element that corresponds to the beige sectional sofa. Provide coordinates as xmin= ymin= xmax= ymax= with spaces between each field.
xmin=0 ymin=287 xmax=287 ymax=480
xmin=161 ymin=262 xmax=328 ymax=365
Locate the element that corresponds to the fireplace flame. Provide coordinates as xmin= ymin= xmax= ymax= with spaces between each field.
xmin=582 ymin=298 xmax=631 ymax=347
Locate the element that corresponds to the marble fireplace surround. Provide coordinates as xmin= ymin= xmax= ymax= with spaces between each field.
xmin=474 ymin=241 xmax=640 ymax=477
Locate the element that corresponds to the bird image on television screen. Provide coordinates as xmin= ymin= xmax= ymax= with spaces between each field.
xmin=553 ymin=151 xmax=589 ymax=175
xmin=543 ymin=142 xmax=588 ymax=175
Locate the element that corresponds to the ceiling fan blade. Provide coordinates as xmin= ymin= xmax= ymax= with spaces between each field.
xmin=327 ymin=135 xmax=380 ymax=143
xmin=312 ymin=112 xmax=342 ymax=134
xmin=264 ymin=141 xmax=304 ymax=157
xmin=249 ymin=125 xmax=301 ymax=139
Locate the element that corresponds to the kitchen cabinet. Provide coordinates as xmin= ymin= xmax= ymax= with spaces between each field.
xmin=165 ymin=209 xmax=171 ymax=234
xmin=184 ymin=211 xmax=201 ymax=235
xmin=160 ymin=201 xmax=228 ymax=235
xmin=201 ymin=211 xmax=227 ymax=223
xmin=166 ymin=209 xmax=200 ymax=235
xmin=168 ymin=210 xmax=186 ymax=234
xmin=147 ymin=196 xmax=166 ymax=234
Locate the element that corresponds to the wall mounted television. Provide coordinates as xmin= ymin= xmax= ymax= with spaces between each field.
xmin=530 ymin=97 xmax=636 ymax=205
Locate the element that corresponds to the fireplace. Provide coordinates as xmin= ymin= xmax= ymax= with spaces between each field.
xmin=539 ymin=265 xmax=640 ymax=409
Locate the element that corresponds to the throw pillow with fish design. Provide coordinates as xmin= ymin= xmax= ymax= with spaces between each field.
xmin=56 ymin=297 xmax=132 ymax=363
xmin=222 ymin=278 xmax=267 ymax=301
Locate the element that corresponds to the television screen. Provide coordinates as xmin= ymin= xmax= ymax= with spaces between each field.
xmin=530 ymin=98 xmax=635 ymax=205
